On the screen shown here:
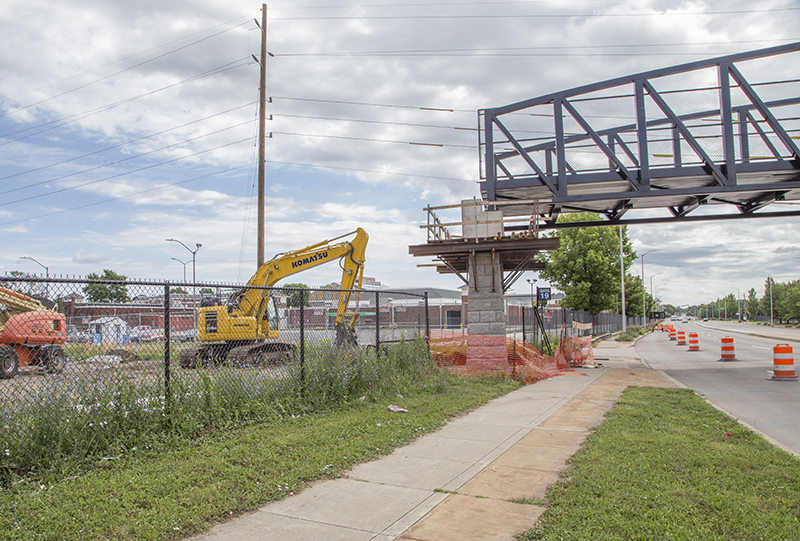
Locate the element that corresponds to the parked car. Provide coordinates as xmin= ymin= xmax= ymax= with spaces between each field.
xmin=66 ymin=327 xmax=92 ymax=343
xmin=172 ymin=329 xmax=197 ymax=343
xmin=129 ymin=326 xmax=162 ymax=343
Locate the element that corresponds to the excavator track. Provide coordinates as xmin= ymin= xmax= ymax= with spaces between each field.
xmin=178 ymin=341 xmax=296 ymax=368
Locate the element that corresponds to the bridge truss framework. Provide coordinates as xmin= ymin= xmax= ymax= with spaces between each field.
xmin=479 ymin=42 xmax=800 ymax=229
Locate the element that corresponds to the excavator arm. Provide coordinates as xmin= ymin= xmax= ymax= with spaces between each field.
xmin=198 ymin=228 xmax=368 ymax=345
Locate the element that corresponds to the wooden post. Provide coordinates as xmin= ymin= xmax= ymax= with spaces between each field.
xmin=257 ymin=3 xmax=267 ymax=268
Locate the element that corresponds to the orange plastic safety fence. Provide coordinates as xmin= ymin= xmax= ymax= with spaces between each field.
xmin=429 ymin=330 xmax=594 ymax=384
xmin=555 ymin=336 xmax=595 ymax=369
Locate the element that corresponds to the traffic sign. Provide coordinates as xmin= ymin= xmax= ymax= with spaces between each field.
xmin=537 ymin=287 xmax=551 ymax=301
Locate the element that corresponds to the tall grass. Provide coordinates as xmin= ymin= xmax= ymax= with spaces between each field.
xmin=0 ymin=337 xmax=442 ymax=486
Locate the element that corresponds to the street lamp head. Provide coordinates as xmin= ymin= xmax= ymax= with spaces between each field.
xmin=196 ymin=243 xmax=202 ymax=249
xmin=19 ymin=256 xmax=47 ymax=272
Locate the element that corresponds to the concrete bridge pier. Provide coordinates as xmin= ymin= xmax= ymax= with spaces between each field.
xmin=467 ymin=251 xmax=506 ymax=336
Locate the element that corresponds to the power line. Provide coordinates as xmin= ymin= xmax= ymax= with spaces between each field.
xmin=271 ymin=1 xmax=612 ymax=9
xmin=275 ymin=112 xmax=476 ymax=131
xmin=278 ymin=51 xmax=745 ymax=58
xmin=0 ymin=21 xmax=253 ymax=122
xmin=4 ymin=14 xmax=256 ymax=107
xmin=0 ymin=136 xmax=255 ymax=208
xmin=0 ymin=101 xmax=257 ymax=189
xmin=271 ymin=130 xmax=475 ymax=149
xmin=265 ymin=159 xmax=476 ymax=184
xmin=272 ymin=96 xmax=473 ymax=113
xmin=0 ymin=156 xmax=477 ymax=228
xmin=272 ymin=7 xmax=800 ymax=20
xmin=276 ymin=39 xmax=799 ymax=57
xmin=0 ymin=58 xmax=252 ymax=147
xmin=0 ymin=164 xmax=253 ymax=228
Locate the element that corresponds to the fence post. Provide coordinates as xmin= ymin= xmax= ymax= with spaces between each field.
xmin=424 ymin=291 xmax=430 ymax=340
xmin=163 ymin=281 xmax=171 ymax=416
xmin=521 ymin=305 xmax=527 ymax=343
xmin=375 ymin=291 xmax=381 ymax=355
xmin=300 ymin=299 xmax=305 ymax=393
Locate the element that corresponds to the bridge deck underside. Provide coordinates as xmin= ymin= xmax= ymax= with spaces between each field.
xmin=491 ymin=164 xmax=800 ymax=217
xmin=408 ymin=237 xmax=557 ymax=275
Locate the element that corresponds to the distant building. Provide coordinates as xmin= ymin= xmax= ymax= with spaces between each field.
xmin=88 ymin=316 xmax=130 ymax=345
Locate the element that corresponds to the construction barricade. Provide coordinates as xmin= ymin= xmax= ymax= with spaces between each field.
xmin=688 ymin=332 xmax=700 ymax=351
xmin=770 ymin=344 xmax=798 ymax=381
xmin=669 ymin=329 xmax=677 ymax=341
xmin=428 ymin=330 xmax=593 ymax=385
xmin=676 ymin=330 xmax=686 ymax=346
xmin=718 ymin=336 xmax=737 ymax=361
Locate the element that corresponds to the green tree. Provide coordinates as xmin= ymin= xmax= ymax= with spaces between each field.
xmin=83 ymin=270 xmax=130 ymax=303
xmin=746 ymin=288 xmax=759 ymax=319
xmin=199 ymin=287 xmax=214 ymax=295
xmin=759 ymin=278 xmax=782 ymax=322
xmin=170 ymin=287 xmax=188 ymax=294
xmin=539 ymin=213 xmax=636 ymax=315
xmin=281 ymin=283 xmax=310 ymax=308
xmin=623 ymin=274 xmax=654 ymax=317
xmin=0 ymin=270 xmax=36 ymax=295
xmin=780 ymin=280 xmax=800 ymax=323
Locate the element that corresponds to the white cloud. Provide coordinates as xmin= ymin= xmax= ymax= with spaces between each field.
xmin=1 ymin=0 xmax=799 ymax=305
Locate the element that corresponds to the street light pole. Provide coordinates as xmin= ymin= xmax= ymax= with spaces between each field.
xmin=640 ymin=250 xmax=656 ymax=324
xmin=736 ymin=288 xmax=741 ymax=321
xmin=761 ymin=275 xmax=774 ymax=326
xmin=166 ymin=239 xmax=202 ymax=284
xmin=167 ymin=239 xmax=202 ymax=307
xmin=20 ymin=256 xmax=49 ymax=298
xmin=526 ymin=278 xmax=537 ymax=307
xmin=649 ymin=273 xmax=660 ymax=316
xmin=654 ymin=285 xmax=662 ymax=313
xmin=171 ymin=257 xmax=190 ymax=282
xmin=527 ymin=278 xmax=538 ymax=345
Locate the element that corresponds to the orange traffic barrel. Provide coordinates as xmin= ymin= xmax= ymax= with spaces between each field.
xmin=718 ymin=336 xmax=737 ymax=361
xmin=677 ymin=330 xmax=686 ymax=345
xmin=770 ymin=344 xmax=798 ymax=381
xmin=669 ymin=329 xmax=677 ymax=341
xmin=688 ymin=332 xmax=700 ymax=351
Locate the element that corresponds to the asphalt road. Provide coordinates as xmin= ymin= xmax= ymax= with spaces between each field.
xmin=636 ymin=321 xmax=800 ymax=456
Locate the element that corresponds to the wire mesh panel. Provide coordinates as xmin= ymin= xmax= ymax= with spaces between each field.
xmin=0 ymin=276 xmax=430 ymax=468
xmin=375 ymin=290 xmax=430 ymax=347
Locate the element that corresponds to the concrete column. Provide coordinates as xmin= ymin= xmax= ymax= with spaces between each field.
xmin=467 ymin=251 xmax=506 ymax=336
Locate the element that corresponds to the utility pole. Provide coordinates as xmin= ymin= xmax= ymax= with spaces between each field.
xmin=256 ymin=3 xmax=268 ymax=268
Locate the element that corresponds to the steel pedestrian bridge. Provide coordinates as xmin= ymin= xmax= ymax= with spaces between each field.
xmin=479 ymin=42 xmax=800 ymax=228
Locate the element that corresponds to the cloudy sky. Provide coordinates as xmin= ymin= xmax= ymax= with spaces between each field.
xmin=2 ymin=0 xmax=799 ymax=307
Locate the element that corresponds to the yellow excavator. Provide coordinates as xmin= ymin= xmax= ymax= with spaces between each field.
xmin=179 ymin=228 xmax=368 ymax=367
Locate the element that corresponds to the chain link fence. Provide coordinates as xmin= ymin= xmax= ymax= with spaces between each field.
xmin=506 ymin=305 xmax=649 ymax=344
xmin=0 ymin=276 xmax=429 ymax=466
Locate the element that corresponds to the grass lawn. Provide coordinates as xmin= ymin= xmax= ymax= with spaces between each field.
xmin=520 ymin=386 xmax=800 ymax=540
xmin=0 ymin=375 xmax=519 ymax=541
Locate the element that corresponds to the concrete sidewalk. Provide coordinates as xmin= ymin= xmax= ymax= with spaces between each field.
xmin=190 ymin=341 xmax=677 ymax=541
